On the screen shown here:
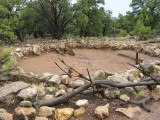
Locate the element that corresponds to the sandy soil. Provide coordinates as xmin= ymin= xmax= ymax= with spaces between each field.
xmin=19 ymin=49 xmax=159 ymax=76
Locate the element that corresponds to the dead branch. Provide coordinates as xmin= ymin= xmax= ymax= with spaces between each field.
xmin=33 ymin=80 xmax=159 ymax=110
xmin=32 ymin=59 xmax=160 ymax=111
xmin=127 ymin=96 xmax=152 ymax=112
xmin=128 ymin=63 xmax=159 ymax=83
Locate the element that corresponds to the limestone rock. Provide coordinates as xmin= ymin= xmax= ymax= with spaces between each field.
xmin=120 ymin=94 xmax=130 ymax=101
xmin=17 ymin=87 xmax=37 ymax=101
xmin=15 ymin=48 xmax=21 ymax=52
xmin=54 ymin=108 xmax=74 ymax=120
xmin=55 ymin=90 xmax=66 ymax=97
xmin=0 ymin=75 xmax=9 ymax=81
xmin=48 ymin=75 xmax=61 ymax=85
xmin=32 ymin=45 xmax=41 ymax=55
xmin=69 ymin=80 xmax=85 ymax=88
xmin=19 ymin=101 xmax=32 ymax=107
xmin=93 ymin=70 xmax=106 ymax=80
xmin=25 ymin=44 xmax=31 ymax=47
xmin=0 ymin=109 xmax=7 ymax=113
xmin=126 ymin=69 xmax=140 ymax=77
xmin=13 ymin=52 xmax=23 ymax=58
xmin=75 ymin=99 xmax=89 ymax=107
xmin=104 ymin=88 xmax=120 ymax=99
xmin=46 ymin=87 xmax=58 ymax=93
xmin=40 ymin=73 xmax=53 ymax=81
xmin=22 ymin=47 xmax=33 ymax=55
xmin=43 ymin=94 xmax=54 ymax=100
xmin=151 ymin=87 xmax=160 ymax=100
xmin=0 ymin=113 xmax=13 ymax=120
xmin=154 ymin=48 xmax=160 ymax=56
xmin=35 ymin=117 xmax=48 ymax=120
xmin=59 ymin=84 xmax=67 ymax=91
xmin=13 ymin=107 xmax=36 ymax=120
xmin=0 ymin=81 xmax=30 ymax=104
xmin=105 ymin=71 xmax=114 ymax=78
xmin=94 ymin=104 xmax=109 ymax=120
xmin=141 ymin=62 xmax=157 ymax=74
xmin=38 ymin=106 xmax=55 ymax=118
xmin=61 ymin=75 xmax=70 ymax=85
xmin=107 ymin=74 xmax=128 ymax=83
xmin=155 ymin=60 xmax=160 ymax=66
xmin=116 ymin=106 xmax=141 ymax=118
xmin=74 ymin=107 xmax=86 ymax=118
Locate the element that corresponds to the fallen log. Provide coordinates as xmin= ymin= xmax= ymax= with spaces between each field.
xmin=33 ymin=80 xmax=159 ymax=110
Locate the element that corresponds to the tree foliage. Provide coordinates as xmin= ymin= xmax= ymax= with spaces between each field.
xmin=0 ymin=0 xmax=159 ymax=43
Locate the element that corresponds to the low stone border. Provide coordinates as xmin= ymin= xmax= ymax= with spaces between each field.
xmin=12 ymin=40 xmax=160 ymax=58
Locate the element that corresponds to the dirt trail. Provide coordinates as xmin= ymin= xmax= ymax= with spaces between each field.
xmin=19 ymin=49 xmax=159 ymax=76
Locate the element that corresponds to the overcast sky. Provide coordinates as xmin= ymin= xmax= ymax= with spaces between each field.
xmin=72 ymin=0 xmax=132 ymax=17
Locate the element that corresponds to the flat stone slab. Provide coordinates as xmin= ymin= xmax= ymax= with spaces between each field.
xmin=0 ymin=81 xmax=30 ymax=100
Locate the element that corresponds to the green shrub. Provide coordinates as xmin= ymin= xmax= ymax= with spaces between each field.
xmin=118 ymin=30 xmax=128 ymax=37
xmin=0 ymin=47 xmax=15 ymax=72
xmin=133 ymin=20 xmax=154 ymax=40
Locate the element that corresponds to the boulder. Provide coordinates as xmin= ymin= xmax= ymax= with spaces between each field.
xmin=105 ymin=71 xmax=114 ymax=78
xmin=69 ymin=80 xmax=85 ymax=88
xmin=75 ymin=99 xmax=89 ymax=107
xmin=93 ymin=70 xmax=106 ymax=80
xmin=13 ymin=52 xmax=23 ymax=58
xmin=43 ymin=94 xmax=54 ymax=100
xmin=13 ymin=107 xmax=36 ymax=120
xmin=17 ymin=87 xmax=37 ymax=101
xmin=46 ymin=87 xmax=58 ymax=93
xmin=0 ymin=75 xmax=10 ymax=81
xmin=59 ymin=84 xmax=68 ymax=91
xmin=38 ymin=106 xmax=55 ymax=118
xmin=25 ymin=44 xmax=31 ymax=47
xmin=0 ymin=81 xmax=30 ymax=104
xmin=120 ymin=94 xmax=130 ymax=101
xmin=40 ymin=73 xmax=53 ymax=81
xmin=94 ymin=104 xmax=109 ymax=120
xmin=141 ymin=62 xmax=157 ymax=74
xmin=107 ymin=74 xmax=128 ymax=83
xmin=116 ymin=106 xmax=141 ymax=118
xmin=61 ymin=75 xmax=70 ymax=85
xmin=0 ymin=109 xmax=7 ymax=113
xmin=22 ymin=47 xmax=33 ymax=55
xmin=74 ymin=107 xmax=86 ymax=118
xmin=126 ymin=69 xmax=140 ymax=77
xmin=35 ymin=117 xmax=48 ymax=120
xmin=32 ymin=45 xmax=41 ymax=55
xmin=155 ymin=60 xmax=160 ymax=66
xmin=19 ymin=101 xmax=32 ymax=107
xmin=54 ymin=108 xmax=74 ymax=120
xmin=55 ymin=90 xmax=66 ymax=97
xmin=104 ymin=88 xmax=120 ymax=99
xmin=48 ymin=75 xmax=61 ymax=85
xmin=154 ymin=48 xmax=160 ymax=56
xmin=151 ymin=86 xmax=160 ymax=100
xmin=15 ymin=48 xmax=21 ymax=52
xmin=0 ymin=113 xmax=13 ymax=120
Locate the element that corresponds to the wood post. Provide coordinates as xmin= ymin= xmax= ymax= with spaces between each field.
xmin=136 ymin=52 xmax=139 ymax=65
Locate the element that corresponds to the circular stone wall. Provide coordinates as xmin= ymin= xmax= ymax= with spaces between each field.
xmin=19 ymin=49 xmax=159 ymax=75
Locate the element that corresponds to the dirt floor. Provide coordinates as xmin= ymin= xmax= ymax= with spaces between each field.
xmin=19 ymin=49 xmax=159 ymax=76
